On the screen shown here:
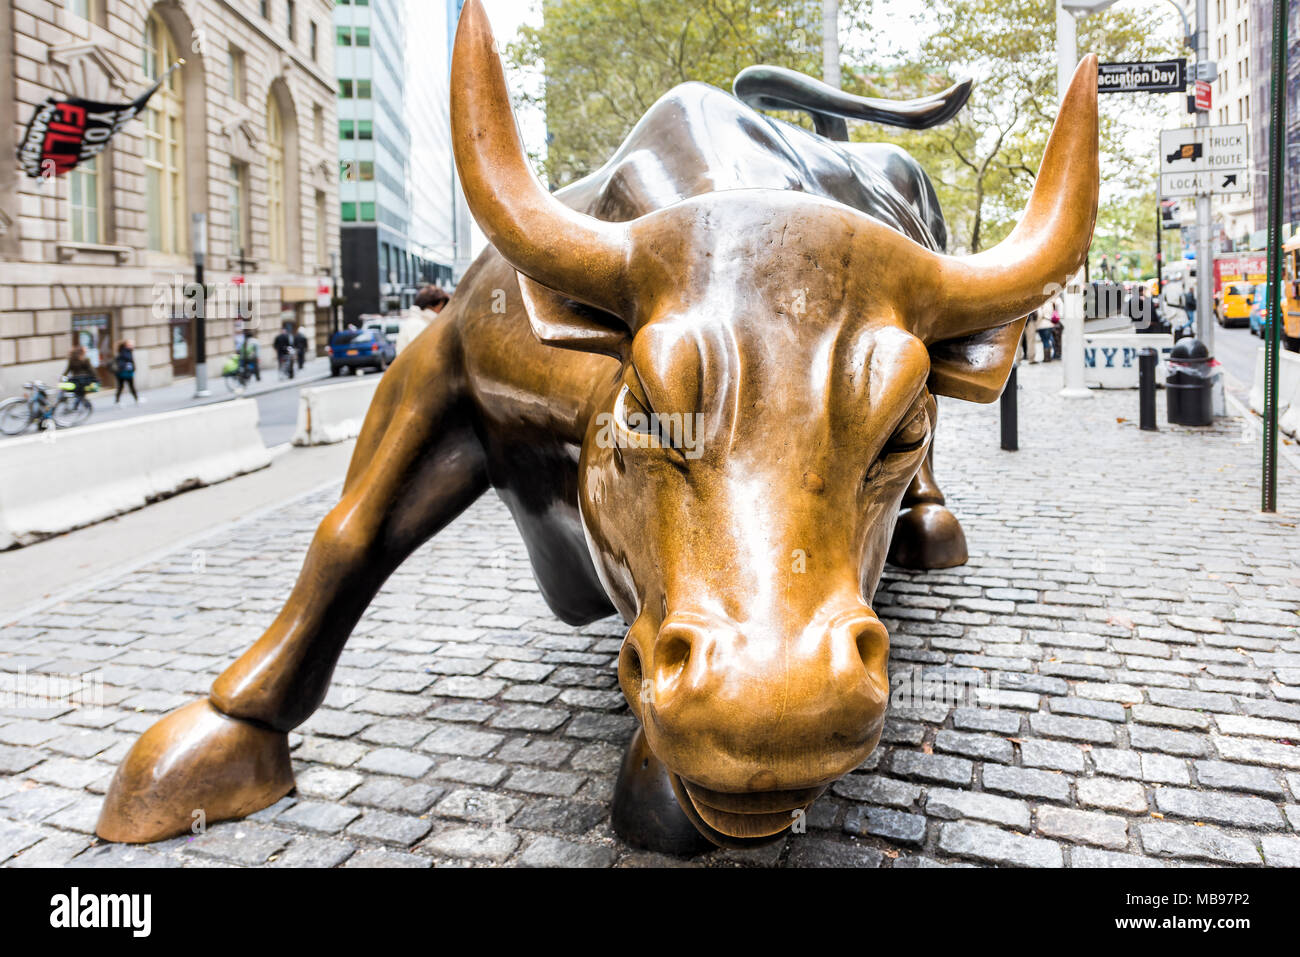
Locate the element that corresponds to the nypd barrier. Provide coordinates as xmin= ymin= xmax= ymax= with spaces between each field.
xmin=1249 ymin=347 xmax=1300 ymax=437
xmin=1083 ymin=333 xmax=1175 ymax=388
xmin=291 ymin=377 xmax=381 ymax=446
xmin=0 ymin=399 xmax=271 ymax=550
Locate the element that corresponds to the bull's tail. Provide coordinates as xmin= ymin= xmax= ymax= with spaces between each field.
xmin=732 ymin=65 xmax=971 ymax=141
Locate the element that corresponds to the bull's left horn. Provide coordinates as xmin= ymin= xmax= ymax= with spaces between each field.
xmin=914 ymin=54 xmax=1099 ymax=343
xmin=451 ymin=0 xmax=631 ymax=318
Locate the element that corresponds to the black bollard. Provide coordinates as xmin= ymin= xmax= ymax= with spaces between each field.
xmin=1138 ymin=347 xmax=1157 ymax=431
xmin=1000 ymin=364 xmax=1018 ymax=451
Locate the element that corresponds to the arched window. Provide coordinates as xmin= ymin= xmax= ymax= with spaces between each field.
xmin=142 ymin=11 xmax=185 ymax=254
xmin=266 ymin=93 xmax=286 ymax=264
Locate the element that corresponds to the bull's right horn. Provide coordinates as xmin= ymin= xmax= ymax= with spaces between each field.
xmin=451 ymin=0 xmax=632 ymax=319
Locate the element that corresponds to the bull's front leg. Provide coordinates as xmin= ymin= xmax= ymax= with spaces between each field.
xmin=887 ymin=395 xmax=969 ymax=570
xmin=97 ymin=320 xmax=490 ymax=843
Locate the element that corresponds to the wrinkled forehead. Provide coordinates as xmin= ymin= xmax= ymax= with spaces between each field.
xmin=630 ymin=313 xmax=931 ymax=437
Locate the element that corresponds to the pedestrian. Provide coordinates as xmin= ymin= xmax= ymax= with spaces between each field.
xmin=1021 ymin=310 xmax=1037 ymax=361
xmin=1183 ymin=285 xmax=1197 ymax=333
xmin=397 ymin=284 xmax=450 ymax=354
xmin=1036 ymin=304 xmax=1057 ymax=362
xmin=292 ymin=325 xmax=308 ymax=369
xmin=114 ymin=338 xmax=139 ymax=403
xmin=238 ymin=331 xmax=261 ymax=381
xmin=63 ymin=345 xmax=99 ymax=398
xmin=273 ymin=323 xmax=294 ymax=378
xmin=1049 ymin=298 xmax=1063 ymax=360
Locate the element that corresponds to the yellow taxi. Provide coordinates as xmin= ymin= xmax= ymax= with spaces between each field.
xmin=1216 ymin=281 xmax=1254 ymax=328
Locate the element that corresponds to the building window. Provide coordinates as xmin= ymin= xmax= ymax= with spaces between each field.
xmin=339 ymin=79 xmax=353 ymax=97
xmin=337 ymin=27 xmax=352 ymax=46
xmin=267 ymin=94 xmax=287 ymax=264
xmin=357 ymin=120 xmax=372 ymax=140
xmin=260 ymin=0 xmax=268 ymax=18
xmin=68 ymin=156 xmax=102 ymax=243
xmin=339 ymin=119 xmax=354 ymax=139
xmin=229 ymin=162 xmax=250 ymax=257
xmin=313 ymin=104 xmax=324 ymax=144
xmin=143 ymin=11 xmax=186 ymax=254
xmin=228 ymin=47 xmax=245 ymax=101
xmin=341 ymin=201 xmax=356 ymax=222
xmin=287 ymin=0 xmax=296 ymax=42
xmin=360 ymin=201 xmax=375 ymax=222
xmin=356 ymin=79 xmax=371 ymax=98
xmin=66 ymin=0 xmax=94 ymax=20
xmin=310 ymin=20 xmax=318 ymax=60
xmin=355 ymin=27 xmax=370 ymax=46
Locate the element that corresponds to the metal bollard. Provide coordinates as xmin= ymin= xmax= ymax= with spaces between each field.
xmin=1138 ymin=347 xmax=1157 ymax=432
xmin=1000 ymin=364 xmax=1018 ymax=451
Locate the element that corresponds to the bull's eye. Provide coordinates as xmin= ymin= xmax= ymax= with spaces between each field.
xmin=612 ymin=382 xmax=687 ymax=458
xmin=883 ymin=405 xmax=930 ymax=455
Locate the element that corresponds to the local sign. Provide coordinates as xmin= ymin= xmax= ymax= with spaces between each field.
xmin=1159 ymin=124 xmax=1249 ymax=197
xmin=1097 ymin=59 xmax=1185 ymax=93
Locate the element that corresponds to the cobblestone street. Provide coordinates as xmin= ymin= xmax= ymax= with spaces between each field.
xmin=1 ymin=362 xmax=1298 ymax=868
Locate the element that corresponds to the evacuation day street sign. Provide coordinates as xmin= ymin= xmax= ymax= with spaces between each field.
xmin=1097 ymin=59 xmax=1185 ymax=93
xmin=1159 ymin=124 xmax=1249 ymax=197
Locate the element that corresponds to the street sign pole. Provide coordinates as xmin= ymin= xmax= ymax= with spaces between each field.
xmin=1262 ymin=0 xmax=1289 ymax=513
xmin=1194 ymin=0 xmax=1213 ymax=362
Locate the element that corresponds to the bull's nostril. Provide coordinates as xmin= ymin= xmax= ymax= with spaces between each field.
xmin=849 ymin=616 xmax=890 ymax=675
xmin=654 ymin=632 xmax=692 ymax=695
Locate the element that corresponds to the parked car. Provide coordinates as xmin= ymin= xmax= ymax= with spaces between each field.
xmin=364 ymin=316 xmax=403 ymax=339
xmin=1250 ymin=281 xmax=1272 ymax=337
xmin=1216 ymin=281 xmax=1253 ymax=327
xmin=327 ymin=329 xmax=396 ymax=375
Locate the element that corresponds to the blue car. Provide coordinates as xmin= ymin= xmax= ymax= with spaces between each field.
xmin=327 ymin=329 xmax=396 ymax=375
xmin=1250 ymin=282 xmax=1278 ymax=337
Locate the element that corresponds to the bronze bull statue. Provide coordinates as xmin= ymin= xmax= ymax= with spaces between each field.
xmin=98 ymin=0 xmax=1098 ymax=852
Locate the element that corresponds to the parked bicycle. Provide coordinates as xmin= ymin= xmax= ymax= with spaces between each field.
xmin=0 ymin=378 xmax=96 ymax=435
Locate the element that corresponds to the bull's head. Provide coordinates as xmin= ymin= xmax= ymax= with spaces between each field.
xmin=452 ymin=0 xmax=1097 ymax=844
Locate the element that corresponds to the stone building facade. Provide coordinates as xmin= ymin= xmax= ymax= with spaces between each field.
xmin=0 ymin=0 xmax=340 ymax=392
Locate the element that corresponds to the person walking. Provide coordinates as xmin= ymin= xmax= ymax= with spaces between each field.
xmin=1021 ymin=310 xmax=1037 ymax=361
xmin=273 ymin=323 xmax=294 ymax=379
xmin=1036 ymin=304 xmax=1058 ymax=361
xmin=1183 ymin=286 xmax=1197 ymax=335
xmin=114 ymin=339 xmax=139 ymax=403
xmin=292 ymin=325 xmax=308 ymax=370
xmin=397 ymin=285 xmax=450 ymax=354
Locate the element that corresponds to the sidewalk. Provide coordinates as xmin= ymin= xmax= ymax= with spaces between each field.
xmin=0 ymin=356 xmax=333 ymax=438
xmin=0 ymin=362 xmax=1297 ymax=868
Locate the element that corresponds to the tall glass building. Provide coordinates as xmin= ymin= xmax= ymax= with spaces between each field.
xmin=335 ymin=0 xmax=451 ymax=325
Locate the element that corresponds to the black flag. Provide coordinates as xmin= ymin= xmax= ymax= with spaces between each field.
xmin=15 ymin=64 xmax=179 ymax=179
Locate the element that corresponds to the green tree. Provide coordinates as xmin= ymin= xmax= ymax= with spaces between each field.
xmin=850 ymin=0 xmax=1180 ymax=252
xmin=507 ymin=0 xmax=871 ymax=187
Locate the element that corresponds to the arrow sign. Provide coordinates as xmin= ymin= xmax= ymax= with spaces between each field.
xmin=1222 ymin=173 xmax=1238 ymax=188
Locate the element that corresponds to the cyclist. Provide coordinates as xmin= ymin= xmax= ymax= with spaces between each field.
xmin=273 ymin=323 xmax=296 ymax=379
xmin=63 ymin=346 xmax=99 ymax=399
xmin=238 ymin=332 xmax=261 ymax=381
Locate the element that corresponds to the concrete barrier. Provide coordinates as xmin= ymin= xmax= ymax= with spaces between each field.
xmin=292 ymin=376 xmax=381 ymax=446
xmin=1083 ymin=333 xmax=1174 ymax=388
xmin=0 ymin=399 xmax=270 ymax=549
xmin=1248 ymin=347 xmax=1300 ymax=433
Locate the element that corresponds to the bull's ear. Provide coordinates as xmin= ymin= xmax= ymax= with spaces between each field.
xmin=517 ymin=273 xmax=630 ymax=360
xmin=926 ymin=317 xmax=1026 ymax=403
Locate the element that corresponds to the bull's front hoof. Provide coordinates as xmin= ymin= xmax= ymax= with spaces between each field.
xmin=97 ymin=698 xmax=294 ymax=844
xmin=611 ymin=728 xmax=713 ymax=857
xmin=888 ymin=502 xmax=969 ymax=570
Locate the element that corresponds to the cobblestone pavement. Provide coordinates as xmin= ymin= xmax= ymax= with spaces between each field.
xmin=1 ymin=362 xmax=1298 ymax=868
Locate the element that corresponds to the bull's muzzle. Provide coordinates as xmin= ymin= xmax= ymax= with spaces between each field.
xmin=620 ymin=605 xmax=890 ymax=840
